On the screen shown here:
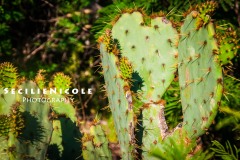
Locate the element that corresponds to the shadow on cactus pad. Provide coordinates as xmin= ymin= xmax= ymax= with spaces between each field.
xmin=131 ymin=71 xmax=144 ymax=93
xmin=47 ymin=117 xmax=82 ymax=160
xmin=47 ymin=144 xmax=61 ymax=160
xmin=19 ymin=111 xmax=45 ymax=143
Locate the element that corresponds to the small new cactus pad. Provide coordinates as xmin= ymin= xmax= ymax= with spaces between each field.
xmin=52 ymin=72 xmax=71 ymax=93
xmin=194 ymin=1 xmax=218 ymax=28
xmin=35 ymin=69 xmax=46 ymax=89
xmin=82 ymin=124 xmax=112 ymax=160
xmin=100 ymin=43 xmax=135 ymax=159
xmin=0 ymin=62 xmax=18 ymax=88
xmin=215 ymin=24 xmax=239 ymax=65
xmin=178 ymin=11 xmax=223 ymax=138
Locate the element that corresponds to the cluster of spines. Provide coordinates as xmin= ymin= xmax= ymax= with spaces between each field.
xmin=98 ymin=29 xmax=120 ymax=56
xmin=0 ymin=102 xmax=24 ymax=137
xmin=0 ymin=62 xmax=18 ymax=88
xmin=119 ymin=57 xmax=133 ymax=81
xmin=82 ymin=121 xmax=112 ymax=160
xmin=183 ymin=1 xmax=218 ymax=29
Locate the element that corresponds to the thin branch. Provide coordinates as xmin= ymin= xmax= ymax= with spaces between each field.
xmin=24 ymin=43 xmax=45 ymax=62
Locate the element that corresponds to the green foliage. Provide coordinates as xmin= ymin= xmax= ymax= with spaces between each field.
xmin=163 ymin=80 xmax=182 ymax=128
xmin=211 ymin=140 xmax=239 ymax=160
xmin=215 ymin=76 xmax=240 ymax=131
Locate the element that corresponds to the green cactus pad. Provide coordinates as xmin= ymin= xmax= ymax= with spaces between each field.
xmin=82 ymin=124 xmax=112 ymax=160
xmin=141 ymin=103 xmax=162 ymax=160
xmin=0 ymin=115 xmax=10 ymax=137
xmin=111 ymin=12 xmax=178 ymax=103
xmin=16 ymin=81 xmax=53 ymax=160
xmin=2 ymin=102 xmax=24 ymax=137
xmin=0 ymin=62 xmax=18 ymax=88
xmin=100 ymin=43 xmax=135 ymax=159
xmin=0 ymin=88 xmax=17 ymax=114
xmin=48 ymin=93 xmax=77 ymax=122
xmin=47 ymin=118 xmax=82 ymax=160
xmin=178 ymin=11 xmax=223 ymax=138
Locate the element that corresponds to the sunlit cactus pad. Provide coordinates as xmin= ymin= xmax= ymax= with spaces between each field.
xmin=178 ymin=11 xmax=223 ymax=138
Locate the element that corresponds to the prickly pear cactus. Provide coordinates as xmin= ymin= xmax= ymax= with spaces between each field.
xmin=0 ymin=63 xmax=79 ymax=160
xmin=178 ymin=9 xmax=223 ymax=139
xmin=0 ymin=81 xmax=53 ymax=160
xmin=100 ymin=42 xmax=135 ymax=159
xmin=0 ymin=102 xmax=24 ymax=137
xmin=0 ymin=64 xmax=23 ymax=160
xmin=82 ymin=123 xmax=112 ymax=160
xmin=0 ymin=102 xmax=25 ymax=160
xmin=16 ymin=81 xmax=53 ymax=160
xmin=99 ymin=10 xmax=179 ymax=159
